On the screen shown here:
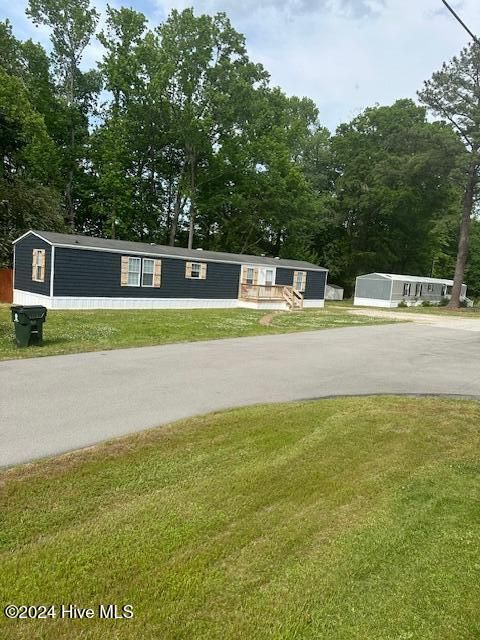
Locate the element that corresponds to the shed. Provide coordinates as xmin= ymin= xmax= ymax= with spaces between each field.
xmin=13 ymin=231 xmax=328 ymax=311
xmin=325 ymin=284 xmax=344 ymax=301
xmin=354 ymin=273 xmax=468 ymax=308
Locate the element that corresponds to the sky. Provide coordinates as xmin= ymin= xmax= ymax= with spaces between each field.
xmin=2 ymin=0 xmax=480 ymax=131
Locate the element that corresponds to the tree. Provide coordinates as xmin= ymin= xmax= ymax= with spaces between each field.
xmin=27 ymin=0 xmax=100 ymax=229
xmin=418 ymin=43 xmax=480 ymax=307
xmin=156 ymin=9 xmax=268 ymax=248
xmin=93 ymin=6 xmax=150 ymax=239
xmin=329 ymin=100 xmax=463 ymax=289
xmin=0 ymin=69 xmax=64 ymax=265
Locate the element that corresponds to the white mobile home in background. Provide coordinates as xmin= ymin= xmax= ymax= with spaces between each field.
xmin=354 ymin=273 xmax=468 ymax=308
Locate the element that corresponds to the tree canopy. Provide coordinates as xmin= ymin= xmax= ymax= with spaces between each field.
xmin=0 ymin=5 xmax=478 ymax=302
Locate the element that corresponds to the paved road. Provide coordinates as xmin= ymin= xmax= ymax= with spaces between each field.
xmin=1 ymin=322 xmax=479 ymax=467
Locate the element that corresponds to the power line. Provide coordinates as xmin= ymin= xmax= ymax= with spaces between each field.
xmin=441 ymin=0 xmax=480 ymax=46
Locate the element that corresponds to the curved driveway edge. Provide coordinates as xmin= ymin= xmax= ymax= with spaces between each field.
xmin=1 ymin=322 xmax=479 ymax=467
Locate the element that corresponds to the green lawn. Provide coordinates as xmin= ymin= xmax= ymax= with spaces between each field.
xmin=0 ymin=304 xmax=393 ymax=361
xmin=1 ymin=396 xmax=479 ymax=639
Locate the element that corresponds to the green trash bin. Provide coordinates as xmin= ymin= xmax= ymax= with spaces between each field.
xmin=11 ymin=305 xmax=48 ymax=347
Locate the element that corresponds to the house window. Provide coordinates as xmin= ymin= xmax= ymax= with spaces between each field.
xmin=442 ymin=284 xmax=448 ymax=297
xmin=142 ymin=258 xmax=155 ymax=287
xmin=415 ymin=283 xmax=423 ymax=297
xmin=245 ymin=267 xmax=255 ymax=285
xmin=265 ymin=269 xmax=274 ymax=286
xmin=246 ymin=267 xmax=255 ymax=285
xmin=121 ymin=256 xmax=161 ymax=287
xmin=32 ymin=249 xmax=45 ymax=282
xmin=402 ymin=283 xmax=411 ymax=297
xmin=186 ymin=262 xmax=207 ymax=279
xmin=126 ymin=257 xmax=141 ymax=286
xmin=293 ymin=271 xmax=307 ymax=292
xmin=427 ymin=284 xmax=433 ymax=293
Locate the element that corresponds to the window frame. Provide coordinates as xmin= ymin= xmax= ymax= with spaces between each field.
xmin=293 ymin=271 xmax=307 ymax=293
xmin=245 ymin=267 xmax=255 ymax=285
xmin=127 ymin=256 xmax=141 ymax=287
xmin=191 ymin=262 xmax=202 ymax=279
xmin=402 ymin=283 xmax=411 ymax=297
xmin=185 ymin=261 xmax=207 ymax=280
xmin=141 ymin=258 xmax=155 ymax=288
xmin=32 ymin=249 xmax=45 ymax=283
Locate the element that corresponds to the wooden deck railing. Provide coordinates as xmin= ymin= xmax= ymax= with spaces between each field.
xmin=239 ymin=284 xmax=285 ymax=300
xmin=239 ymin=284 xmax=303 ymax=309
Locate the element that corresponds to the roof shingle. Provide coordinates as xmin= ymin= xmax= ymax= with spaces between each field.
xmin=21 ymin=231 xmax=327 ymax=271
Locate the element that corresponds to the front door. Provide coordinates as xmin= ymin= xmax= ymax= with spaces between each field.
xmin=257 ymin=268 xmax=275 ymax=286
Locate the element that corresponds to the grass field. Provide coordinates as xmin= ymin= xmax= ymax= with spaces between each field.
xmin=0 ymin=304 xmax=393 ymax=361
xmin=1 ymin=396 xmax=479 ymax=639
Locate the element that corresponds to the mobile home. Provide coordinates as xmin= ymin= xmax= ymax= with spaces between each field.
xmin=354 ymin=273 xmax=468 ymax=308
xmin=13 ymin=231 xmax=328 ymax=310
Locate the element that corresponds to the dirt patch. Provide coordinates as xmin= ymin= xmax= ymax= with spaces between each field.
xmin=259 ymin=313 xmax=276 ymax=326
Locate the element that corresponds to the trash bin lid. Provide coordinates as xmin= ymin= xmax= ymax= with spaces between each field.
xmin=12 ymin=305 xmax=47 ymax=319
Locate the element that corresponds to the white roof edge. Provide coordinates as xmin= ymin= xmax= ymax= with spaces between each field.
xmin=357 ymin=272 xmax=465 ymax=286
xmin=12 ymin=231 xmax=52 ymax=245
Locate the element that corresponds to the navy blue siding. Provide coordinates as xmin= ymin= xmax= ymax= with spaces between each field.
xmin=14 ymin=234 xmax=51 ymax=296
xmin=53 ymin=248 xmax=242 ymax=298
xmin=275 ymin=267 xmax=326 ymax=300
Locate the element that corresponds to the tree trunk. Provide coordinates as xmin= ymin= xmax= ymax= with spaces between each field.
xmin=66 ymin=56 xmax=76 ymax=230
xmin=448 ymin=162 xmax=478 ymax=308
xmin=187 ymin=152 xmax=196 ymax=250
xmin=187 ymin=209 xmax=195 ymax=249
xmin=65 ymin=168 xmax=75 ymax=230
xmin=169 ymin=188 xmax=183 ymax=246
xmin=169 ymin=166 xmax=186 ymax=246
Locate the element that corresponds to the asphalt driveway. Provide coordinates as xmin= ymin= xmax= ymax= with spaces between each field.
xmin=1 ymin=322 xmax=479 ymax=467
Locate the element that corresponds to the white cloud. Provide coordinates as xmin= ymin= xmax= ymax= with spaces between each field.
xmin=2 ymin=0 xmax=480 ymax=130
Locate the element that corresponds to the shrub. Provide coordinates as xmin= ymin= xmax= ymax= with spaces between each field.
xmin=422 ymin=300 xmax=432 ymax=307
xmin=398 ymin=300 xmax=408 ymax=308
xmin=439 ymin=297 xmax=449 ymax=306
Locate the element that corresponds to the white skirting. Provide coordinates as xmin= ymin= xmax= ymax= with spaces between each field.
xmin=13 ymin=290 xmax=51 ymax=306
xmin=303 ymin=300 xmax=325 ymax=308
xmin=13 ymin=289 xmax=326 ymax=311
xmin=353 ymin=296 xmax=397 ymax=308
xmin=13 ymin=290 xmax=238 ymax=310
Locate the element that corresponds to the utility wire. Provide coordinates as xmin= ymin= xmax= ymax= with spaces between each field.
xmin=441 ymin=0 xmax=480 ymax=46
